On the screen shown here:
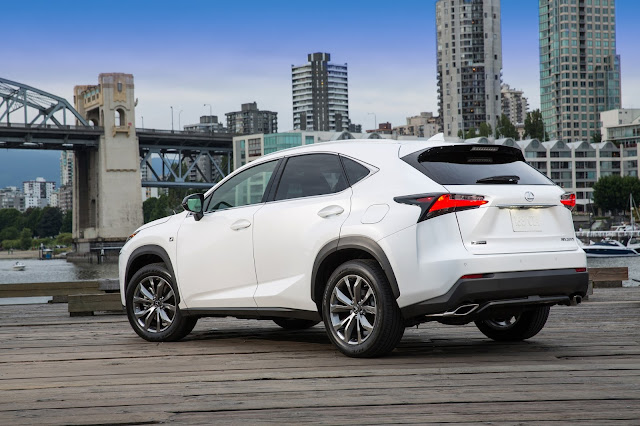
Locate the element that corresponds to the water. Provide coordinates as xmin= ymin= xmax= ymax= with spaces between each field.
xmin=0 ymin=259 xmax=118 ymax=284
xmin=0 ymin=259 xmax=119 ymax=305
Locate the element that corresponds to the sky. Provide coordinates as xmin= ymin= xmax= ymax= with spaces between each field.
xmin=1 ymin=0 xmax=639 ymax=134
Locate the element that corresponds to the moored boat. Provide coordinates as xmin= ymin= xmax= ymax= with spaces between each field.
xmin=579 ymin=239 xmax=640 ymax=258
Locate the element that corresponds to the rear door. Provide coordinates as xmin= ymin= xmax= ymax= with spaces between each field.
xmin=406 ymin=145 xmax=578 ymax=255
xmin=252 ymin=153 xmax=352 ymax=311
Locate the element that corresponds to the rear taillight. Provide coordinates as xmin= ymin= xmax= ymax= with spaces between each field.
xmin=394 ymin=193 xmax=488 ymax=222
xmin=575 ymin=267 xmax=586 ymax=273
xmin=561 ymin=193 xmax=576 ymax=210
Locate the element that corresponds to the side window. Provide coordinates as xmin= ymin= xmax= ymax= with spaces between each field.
xmin=205 ymin=160 xmax=279 ymax=212
xmin=341 ymin=157 xmax=371 ymax=185
xmin=275 ymin=154 xmax=348 ymax=201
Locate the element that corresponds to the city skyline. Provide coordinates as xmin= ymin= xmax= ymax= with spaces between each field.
xmin=1 ymin=0 xmax=638 ymax=133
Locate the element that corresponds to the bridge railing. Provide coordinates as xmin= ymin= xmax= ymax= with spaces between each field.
xmin=0 ymin=122 xmax=103 ymax=131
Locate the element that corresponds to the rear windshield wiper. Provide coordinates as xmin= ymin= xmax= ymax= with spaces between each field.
xmin=476 ymin=175 xmax=520 ymax=184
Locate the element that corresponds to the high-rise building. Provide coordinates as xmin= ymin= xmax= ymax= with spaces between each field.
xmin=23 ymin=177 xmax=55 ymax=209
xmin=539 ymin=0 xmax=621 ymax=142
xmin=292 ymin=52 xmax=349 ymax=131
xmin=60 ymin=151 xmax=74 ymax=186
xmin=501 ymin=84 xmax=529 ymax=126
xmin=436 ymin=0 xmax=502 ymax=137
xmin=226 ymin=102 xmax=278 ymax=135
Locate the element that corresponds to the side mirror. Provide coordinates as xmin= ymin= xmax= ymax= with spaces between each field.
xmin=182 ymin=193 xmax=204 ymax=221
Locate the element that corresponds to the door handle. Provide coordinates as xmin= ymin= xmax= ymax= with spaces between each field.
xmin=230 ymin=219 xmax=251 ymax=230
xmin=318 ymin=205 xmax=344 ymax=218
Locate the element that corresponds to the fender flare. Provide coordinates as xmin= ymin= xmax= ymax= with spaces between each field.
xmin=125 ymin=244 xmax=179 ymax=303
xmin=311 ymin=236 xmax=400 ymax=303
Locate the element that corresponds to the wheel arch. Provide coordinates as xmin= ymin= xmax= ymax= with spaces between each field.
xmin=125 ymin=245 xmax=179 ymax=303
xmin=311 ymin=236 xmax=400 ymax=308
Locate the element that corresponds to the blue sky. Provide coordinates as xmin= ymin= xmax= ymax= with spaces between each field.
xmin=1 ymin=0 xmax=639 ymax=134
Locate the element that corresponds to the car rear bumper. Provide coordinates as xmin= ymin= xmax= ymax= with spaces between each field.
xmin=400 ymin=268 xmax=589 ymax=321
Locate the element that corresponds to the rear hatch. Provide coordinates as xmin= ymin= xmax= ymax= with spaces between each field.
xmin=402 ymin=144 xmax=578 ymax=255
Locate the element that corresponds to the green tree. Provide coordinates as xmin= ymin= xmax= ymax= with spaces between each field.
xmin=60 ymin=210 xmax=72 ymax=234
xmin=495 ymin=114 xmax=519 ymax=140
xmin=592 ymin=175 xmax=640 ymax=213
xmin=20 ymin=228 xmax=32 ymax=250
xmin=36 ymin=207 xmax=63 ymax=238
xmin=591 ymin=132 xmax=602 ymax=143
xmin=0 ymin=226 xmax=19 ymax=241
xmin=465 ymin=128 xmax=477 ymax=139
xmin=23 ymin=208 xmax=43 ymax=235
xmin=0 ymin=208 xmax=24 ymax=233
xmin=56 ymin=233 xmax=73 ymax=247
xmin=457 ymin=129 xmax=464 ymax=138
xmin=478 ymin=122 xmax=493 ymax=137
xmin=524 ymin=109 xmax=547 ymax=141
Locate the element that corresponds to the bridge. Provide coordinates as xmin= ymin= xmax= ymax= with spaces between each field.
xmin=0 ymin=74 xmax=233 ymax=252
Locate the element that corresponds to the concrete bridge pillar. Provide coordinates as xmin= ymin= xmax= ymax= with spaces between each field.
xmin=72 ymin=73 xmax=143 ymax=253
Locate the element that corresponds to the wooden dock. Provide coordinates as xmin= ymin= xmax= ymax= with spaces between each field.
xmin=1 ymin=287 xmax=640 ymax=424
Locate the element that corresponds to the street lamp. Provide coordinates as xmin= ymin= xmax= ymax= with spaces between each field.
xmin=178 ymin=110 xmax=183 ymax=131
xmin=367 ymin=112 xmax=377 ymax=130
xmin=170 ymin=106 xmax=174 ymax=132
xmin=141 ymin=116 xmax=144 ymax=129
xmin=204 ymin=103 xmax=212 ymax=117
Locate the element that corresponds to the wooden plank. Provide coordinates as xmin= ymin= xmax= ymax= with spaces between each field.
xmin=0 ymin=281 xmax=100 ymax=298
xmin=588 ymin=267 xmax=629 ymax=281
xmin=0 ymin=287 xmax=638 ymax=424
xmin=67 ymin=293 xmax=123 ymax=316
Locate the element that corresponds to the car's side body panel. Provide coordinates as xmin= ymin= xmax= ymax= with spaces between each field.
xmin=253 ymin=188 xmax=352 ymax=311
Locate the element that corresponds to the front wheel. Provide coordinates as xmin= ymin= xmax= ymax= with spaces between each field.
xmin=126 ymin=263 xmax=197 ymax=342
xmin=322 ymin=259 xmax=404 ymax=358
xmin=474 ymin=305 xmax=551 ymax=341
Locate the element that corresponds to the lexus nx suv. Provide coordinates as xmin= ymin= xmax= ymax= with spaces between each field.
xmin=119 ymin=139 xmax=588 ymax=357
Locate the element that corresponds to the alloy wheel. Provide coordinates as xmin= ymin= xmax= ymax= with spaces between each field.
xmin=132 ymin=276 xmax=176 ymax=333
xmin=329 ymin=274 xmax=378 ymax=345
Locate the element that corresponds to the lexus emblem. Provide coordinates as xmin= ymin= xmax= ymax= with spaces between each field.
xmin=524 ymin=191 xmax=535 ymax=202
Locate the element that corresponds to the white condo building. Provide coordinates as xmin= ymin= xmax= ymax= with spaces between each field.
xmin=23 ymin=177 xmax=55 ymax=209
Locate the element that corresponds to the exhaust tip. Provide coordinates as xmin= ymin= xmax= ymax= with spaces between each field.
xmin=570 ymin=295 xmax=582 ymax=306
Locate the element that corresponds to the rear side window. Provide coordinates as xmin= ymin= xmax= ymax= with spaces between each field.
xmin=341 ymin=157 xmax=370 ymax=185
xmin=404 ymin=145 xmax=553 ymax=185
xmin=275 ymin=154 xmax=348 ymax=201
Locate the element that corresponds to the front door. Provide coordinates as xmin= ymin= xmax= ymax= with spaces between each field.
xmin=176 ymin=159 xmax=280 ymax=309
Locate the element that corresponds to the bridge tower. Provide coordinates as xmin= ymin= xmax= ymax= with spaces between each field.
xmin=73 ymin=73 xmax=143 ymax=252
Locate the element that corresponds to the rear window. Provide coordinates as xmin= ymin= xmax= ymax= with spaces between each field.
xmin=404 ymin=145 xmax=553 ymax=186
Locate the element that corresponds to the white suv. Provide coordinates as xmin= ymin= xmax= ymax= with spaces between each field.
xmin=119 ymin=139 xmax=588 ymax=357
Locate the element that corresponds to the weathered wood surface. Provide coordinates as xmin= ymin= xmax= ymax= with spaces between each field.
xmin=0 ymin=281 xmax=100 ymax=298
xmin=588 ymin=266 xmax=629 ymax=281
xmin=1 ymin=287 xmax=639 ymax=425
xmin=67 ymin=293 xmax=123 ymax=316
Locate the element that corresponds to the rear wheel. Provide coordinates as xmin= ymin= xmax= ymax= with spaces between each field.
xmin=474 ymin=305 xmax=550 ymax=341
xmin=126 ymin=263 xmax=197 ymax=342
xmin=322 ymin=259 xmax=404 ymax=358
xmin=273 ymin=318 xmax=319 ymax=330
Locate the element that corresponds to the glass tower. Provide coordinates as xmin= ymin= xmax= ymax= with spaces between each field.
xmin=539 ymin=0 xmax=621 ymax=142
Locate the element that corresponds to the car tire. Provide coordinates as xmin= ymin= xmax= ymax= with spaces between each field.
xmin=126 ymin=263 xmax=197 ymax=342
xmin=322 ymin=259 xmax=404 ymax=358
xmin=474 ymin=305 xmax=551 ymax=342
xmin=272 ymin=318 xmax=320 ymax=330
